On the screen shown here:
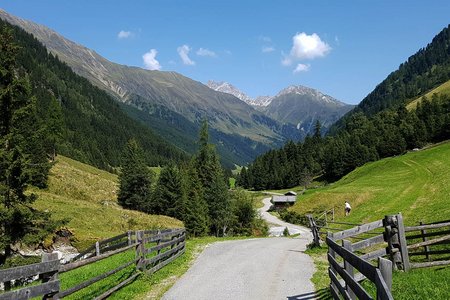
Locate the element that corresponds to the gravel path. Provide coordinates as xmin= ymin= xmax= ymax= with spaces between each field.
xmin=258 ymin=197 xmax=312 ymax=240
xmin=162 ymin=197 xmax=315 ymax=300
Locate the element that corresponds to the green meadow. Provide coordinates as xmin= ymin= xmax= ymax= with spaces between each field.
xmin=290 ymin=141 xmax=450 ymax=226
xmin=30 ymin=156 xmax=182 ymax=251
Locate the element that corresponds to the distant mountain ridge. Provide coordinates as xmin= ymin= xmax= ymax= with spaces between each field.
xmin=206 ymin=80 xmax=272 ymax=106
xmin=0 ymin=17 xmax=186 ymax=170
xmin=0 ymin=9 xmax=304 ymax=167
xmin=207 ymin=80 xmax=354 ymax=132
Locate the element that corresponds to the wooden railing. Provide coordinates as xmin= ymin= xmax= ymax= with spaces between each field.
xmin=405 ymin=219 xmax=450 ymax=269
xmin=325 ymin=216 xmax=394 ymax=299
xmin=310 ymin=212 xmax=450 ymax=299
xmin=0 ymin=228 xmax=186 ymax=300
xmin=327 ymin=237 xmax=393 ymax=300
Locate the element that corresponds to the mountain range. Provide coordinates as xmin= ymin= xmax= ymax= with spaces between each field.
xmin=207 ymin=81 xmax=354 ymax=132
xmin=0 ymin=9 xmax=352 ymax=167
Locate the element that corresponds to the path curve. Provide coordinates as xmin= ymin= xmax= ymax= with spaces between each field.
xmin=162 ymin=197 xmax=315 ymax=300
xmin=259 ymin=197 xmax=312 ymax=240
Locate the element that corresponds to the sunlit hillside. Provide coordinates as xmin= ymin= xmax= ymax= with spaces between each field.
xmin=30 ymin=156 xmax=182 ymax=250
xmin=290 ymin=141 xmax=450 ymax=225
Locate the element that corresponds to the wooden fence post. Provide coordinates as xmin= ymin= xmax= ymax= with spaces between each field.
xmin=308 ymin=215 xmax=320 ymax=246
xmin=396 ymin=213 xmax=411 ymax=271
xmin=327 ymin=232 xmax=339 ymax=299
xmin=342 ymin=240 xmax=356 ymax=300
xmin=41 ymin=252 xmax=60 ymax=300
xmin=135 ymin=230 xmax=145 ymax=271
xmin=419 ymin=221 xmax=430 ymax=261
xmin=378 ymin=257 xmax=392 ymax=293
xmin=95 ymin=241 xmax=100 ymax=256
xmin=384 ymin=215 xmax=401 ymax=270
xmin=157 ymin=229 xmax=162 ymax=256
xmin=127 ymin=231 xmax=132 ymax=246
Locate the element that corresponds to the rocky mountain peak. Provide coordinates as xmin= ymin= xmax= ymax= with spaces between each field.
xmin=206 ymin=80 xmax=253 ymax=104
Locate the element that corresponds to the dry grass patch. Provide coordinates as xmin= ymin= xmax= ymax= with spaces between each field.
xmin=30 ymin=156 xmax=182 ymax=250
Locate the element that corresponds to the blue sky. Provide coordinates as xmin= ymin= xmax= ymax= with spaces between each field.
xmin=2 ymin=1 xmax=450 ymax=104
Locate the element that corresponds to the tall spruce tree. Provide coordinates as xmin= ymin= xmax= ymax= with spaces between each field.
xmin=117 ymin=139 xmax=153 ymax=212
xmin=194 ymin=121 xmax=231 ymax=236
xmin=182 ymin=163 xmax=209 ymax=237
xmin=0 ymin=26 xmax=53 ymax=265
xmin=151 ymin=164 xmax=185 ymax=219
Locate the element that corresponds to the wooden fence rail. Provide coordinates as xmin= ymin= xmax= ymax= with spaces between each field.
xmin=310 ymin=211 xmax=450 ymax=299
xmin=404 ymin=220 xmax=450 ymax=269
xmin=0 ymin=228 xmax=186 ymax=300
xmin=327 ymin=237 xmax=393 ymax=300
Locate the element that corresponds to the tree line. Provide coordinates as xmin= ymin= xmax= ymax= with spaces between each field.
xmin=239 ymin=24 xmax=450 ymax=191
xmin=238 ymin=93 xmax=450 ymax=190
xmin=118 ymin=122 xmax=267 ymax=237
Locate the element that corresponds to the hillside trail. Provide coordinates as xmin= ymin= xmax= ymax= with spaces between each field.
xmin=259 ymin=197 xmax=313 ymax=239
xmin=162 ymin=198 xmax=315 ymax=300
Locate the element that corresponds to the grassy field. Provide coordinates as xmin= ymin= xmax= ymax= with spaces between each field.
xmin=290 ymin=141 xmax=450 ymax=226
xmin=30 ymin=155 xmax=182 ymax=250
xmin=406 ymin=79 xmax=450 ymax=110
xmin=284 ymin=141 xmax=450 ymax=298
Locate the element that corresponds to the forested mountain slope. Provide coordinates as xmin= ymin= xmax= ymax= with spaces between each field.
xmin=240 ymin=25 xmax=450 ymax=190
xmin=333 ymin=24 xmax=450 ymax=131
xmin=1 ymin=18 xmax=186 ymax=170
xmin=0 ymin=9 xmax=302 ymax=167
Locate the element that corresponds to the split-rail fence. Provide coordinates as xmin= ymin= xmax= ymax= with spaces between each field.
xmin=0 ymin=228 xmax=186 ymax=300
xmin=308 ymin=213 xmax=450 ymax=299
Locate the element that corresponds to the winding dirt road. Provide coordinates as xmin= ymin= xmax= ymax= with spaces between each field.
xmin=162 ymin=198 xmax=315 ymax=300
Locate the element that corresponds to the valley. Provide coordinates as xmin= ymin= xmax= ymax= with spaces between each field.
xmin=1 ymin=3 xmax=450 ymax=300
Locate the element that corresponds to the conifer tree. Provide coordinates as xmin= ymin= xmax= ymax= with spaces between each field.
xmin=151 ymin=164 xmax=185 ymax=219
xmin=0 ymin=26 xmax=54 ymax=265
xmin=182 ymin=163 xmax=209 ymax=236
xmin=118 ymin=139 xmax=153 ymax=212
xmin=194 ymin=121 xmax=231 ymax=236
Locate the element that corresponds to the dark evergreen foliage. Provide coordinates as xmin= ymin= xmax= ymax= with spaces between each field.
xmin=151 ymin=164 xmax=185 ymax=220
xmin=0 ymin=26 xmax=57 ymax=265
xmin=241 ymin=93 xmax=450 ymax=190
xmin=182 ymin=163 xmax=209 ymax=237
xmin=117 ymin=139 xmax=153 ymax=211
xmin=193 ymin=121 xmax=232 ymax=236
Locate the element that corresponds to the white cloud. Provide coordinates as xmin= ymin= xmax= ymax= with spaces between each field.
xmin=262 ymin=46 xmax=275 ymax=53
xmin=289 ymin=32 xmax=331 ymax=60
xmin=196 ymin=48 xmax=217 ymax=57
xmin=293 ymin=63 xmax=310 ymax=73
xmin=142 ymin=49 xmax=162 ymax=70
xmin=177 ymin=45 xmax=195 ymax=65
xmin=118 ymin=30 xmax=133 ymax=39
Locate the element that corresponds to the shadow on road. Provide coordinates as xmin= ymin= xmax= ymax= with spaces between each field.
xmin=287 ymin=288 xmax=332 ymax=300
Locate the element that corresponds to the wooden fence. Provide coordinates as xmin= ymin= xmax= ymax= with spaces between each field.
xmin=404 ymin=219 xmax=450 ymax=269
xmin=325 ymin=217 xmax=395 ymax=299
xmin=327 ymin=237 xmax=393 ymax=300
xmin=309 ymin=212 xmax=450 ymax=299
xmin=0 ymin=228 xmax=185 ymax=300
